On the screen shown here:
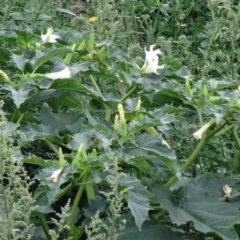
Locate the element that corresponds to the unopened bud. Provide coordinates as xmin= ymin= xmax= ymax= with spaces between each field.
xmin=185 ymin=76 xmax=193 ymax=98
xmin=50 ymin=168 xmax=63 ymax=182
xmin=118 ymin=104 xmax=127 ymax=136
xmin=114 ymin=114 xmax=119 ymax=131
xmin=135 ymin=98 xmax=141 ymax=111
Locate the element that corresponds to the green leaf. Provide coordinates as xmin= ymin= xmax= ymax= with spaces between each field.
xmin=84 ymin=196 xmax=107 ymax=218
xmin=164 ymin=56 xmax=182 ymax=70
xmin=50 ymin=79 xmax=119 ymax=106
xmin=39 ymin=107 xmax=79 ymax=131
xmin=33 ymin=198 xmax=55 ymax=214
xmin=23 ymin=156 xmax=55 ymax=167
xmin=56 ymin=8 xmax=76 ymax=16
xmin=11 ymin=53 xmax=27 ymax=71
xmin=34 ymin=164 xmax=75 ymax=204
xmin=128 ymin=116 xmax=160 ymax=134
xmin=152 ymin=174 xmax=240 ymax=240
xmin=68 ymin=132 xmax=93 ymax=150
xmin=21 ymin=123 xmax=59 ymax=142
xmin=119 ymin=221 xmax=192 ymax=240
xmin=2 ymin=85 xmax=32 ymax=108
xmin=133 ymin=133 xmax=178 ymax=172
xmin=32 ymin=48 xmax=71 ymax=73
xmin=203 ymin=105 xmax=225 ymax=124
xmin=120 ymin=176 xmax=152 ymax=231
xmin=0 ymin=47 xmax=11 ymax=62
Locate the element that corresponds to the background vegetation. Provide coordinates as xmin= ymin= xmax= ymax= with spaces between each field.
xmin=1 ymin=0 xmax=240 ymax=239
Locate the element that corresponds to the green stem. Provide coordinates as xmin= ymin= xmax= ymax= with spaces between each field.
xmin=105 ymin=109 xmax=112 ymax=122
xmin=38 ymin=213 xmax=51 ymax=240
xmin=232 ymin=125 xmax=240 ymax=150
xmin=165 ymin=136 xmax=207 ymax=188
xmin=205 ymin=121 xmax=228 ymax=140
xmin=90 ymin=75 xmax=102 ymax=95
xmin=121 ymin=83 xmax=137 ymax=102
xmin=55 ymin=172 xmax=85 ymax=200
xmin=10 ymin=108 xmax=19 ymax=123
xmin=215 ymin=123 xmax=236 ymax=137
xmin=67 ymin=172 xmax=90 ymax=227
xmin=16 ymin=112 xmax=25 ymax=124
xmin=1 ymin=0 xmax=14 ymax=24
xmin=45 ymin=139 xmax=59 ymax=155
xmin=197 ymin=108 xmax=203 ymax=125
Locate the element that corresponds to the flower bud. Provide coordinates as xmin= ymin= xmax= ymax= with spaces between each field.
xmin=114 ymin=114 xmax=119 ymax=131
xmin=118 ymin=104 xmax=127 ymax=136
xmin=185 ymin=76 xmax=193 ymax=98
xmin=87 ymin=33 xmax=95 ymax=51
xmin=135 ymin=98 xmax=141 ymax=111
xmin=0 ymin=70 xmax=14 ymax=85
xmin=50 ymin=168 xmax=63 ymax=182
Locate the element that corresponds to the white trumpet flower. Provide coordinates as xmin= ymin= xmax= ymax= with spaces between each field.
xmin=142 ymin=44 xmax=165 ymax=74
xmin=41 ymin=27 xmax=60 ymax=43
xmin=193 ymin=119 xmax=215 ymax=140
xmin=45 ymin=67 xmax=71 ymax=80
xmin=50 ymin=168 xmax=63 ymax=182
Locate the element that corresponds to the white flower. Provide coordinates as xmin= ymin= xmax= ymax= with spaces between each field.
xmin=145 ymin=44 xmax=162 ymax=63
xmin=142 ymin=44 xmax=165 ymax=74
xmin=45 ymin=67 xmax=71 ymax=80
xmin=193 ymin=119 xmax=215 ymax=140
xmin=50 ymin=168 xmax=63 ymax=182
xmin=41 ymin=27 xmax=60 ymax=43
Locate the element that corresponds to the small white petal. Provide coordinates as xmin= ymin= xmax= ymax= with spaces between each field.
xmin=50 ymin=168 xmax=63 ymax=182
xmin=45 ymin=67 xmax=71 ymax=80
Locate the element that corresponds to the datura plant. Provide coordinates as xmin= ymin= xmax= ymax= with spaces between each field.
xmin=1 ymin=27 xmax=240 ymax=240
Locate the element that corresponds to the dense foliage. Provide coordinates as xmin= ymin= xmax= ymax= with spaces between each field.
xmin=1 ymin=0 xmax=240 ymax=239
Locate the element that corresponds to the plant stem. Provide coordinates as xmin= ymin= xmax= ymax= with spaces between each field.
xmin=90 ymin=75 xmax=102 ymax=95
xmin=16 ymin=112 xmax=25 ymax=124
xmin=55 ymin=172 xmax=85 ymax=200
xmin=215 ymin=123 xmax=236 ymax=137
xmin=121 ymin=83 xmax=137 ymax=102
xmin=67 ymin=172 xmax=90 ymax=227
xmin=45 ymin=139 xmax=59 ymax=155
xmin=197 ymin=108 xmax=203 ymax=125
xmin=165 ymin=136 xmax=207 ymax=188
xmin=38 ymin=213 xmax=51 ymax=240
xmin=205 ymin=121 xmax=228 ymax=140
